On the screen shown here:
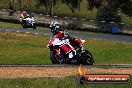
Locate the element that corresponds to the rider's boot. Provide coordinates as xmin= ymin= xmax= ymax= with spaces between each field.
xmin=79 ymin=45 xmax=85 ymax=53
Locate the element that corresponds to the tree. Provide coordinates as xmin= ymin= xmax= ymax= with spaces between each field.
xmin=8 ymin=0 xmax=16 ymax=16
xmin=18 ymin=0 xmax=21 ymax=7
xmin=119 ymin=0 xmax=132 ymax=16
xmin=86 ymin=0 xmax=132 ymax=32
xmin=36 ymin=0 xmax=59 ymax=16
xmin=87 ymin=0 xmax=103 ymax=10
xmin=8 ymin=0 xmax=15 ymax=10
xmin=87 ymin=0 xmax=132 ymax=20
xmin=61 ymin=0 xmax=82 ymax=17
xmin=17 ymin=0 xmax=30 ymax=8
xmin=26 ymin=0 xmax=30 ymax=8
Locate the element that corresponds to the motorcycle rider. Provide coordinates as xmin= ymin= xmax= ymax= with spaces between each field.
xmin=20 ymin=11 xmax=29 ymax=24
xmin=50 ymin=21 xmax=84 ymax=59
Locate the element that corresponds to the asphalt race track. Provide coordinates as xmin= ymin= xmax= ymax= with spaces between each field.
xmin=0 ymin=26 xmax=132 ymax=43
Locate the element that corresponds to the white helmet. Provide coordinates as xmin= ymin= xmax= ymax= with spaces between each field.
xmin=50 ymin=21 xmax=60 ymax=34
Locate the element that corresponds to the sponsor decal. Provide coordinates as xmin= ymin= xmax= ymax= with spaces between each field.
xmin=77 ymin=65 xmax=131 ymax=84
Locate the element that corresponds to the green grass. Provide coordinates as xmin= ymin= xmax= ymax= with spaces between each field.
xmin=0 ymin=30 xmax=132 ymax=65
xmin=0 ymin=76 xmax=131 ymax=88
xmin=86 ymin=39 xmax=132 ymax=64
xmin=0 ymin=30 xmax=50 ymax=64
xmin=0 ymin=22 xmax=22 ymax=28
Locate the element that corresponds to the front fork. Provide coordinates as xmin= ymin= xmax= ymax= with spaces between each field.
xmin=31 ymin=22 xmax=35 ymax=26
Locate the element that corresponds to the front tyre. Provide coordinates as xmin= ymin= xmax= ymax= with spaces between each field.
xmin=50 ymin=50 xmax=65 ymax=64
xmin=80 ymin=50 xmax=94 ymax=65
xmin=22 ymin=23 xmax=26 ymax=29
xmin=33 ymin=23 xmax=36 ymax=29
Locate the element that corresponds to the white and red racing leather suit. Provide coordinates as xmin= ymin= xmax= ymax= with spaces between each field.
xmin=53 ymin=31 xmax=84 ymax=56
xmin=20 ymin=13 xmax=28 ymax=19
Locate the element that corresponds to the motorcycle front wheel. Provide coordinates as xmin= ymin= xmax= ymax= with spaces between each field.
xmin=33 ymin=23 xmax=36 ymax=29
xmin=79 ymin=50 xmax=94 ymax=65
xmin=22 ymin=23 xmax=26 ymax=29
xmin=50 ymin=50 xmax=65 ymax=64
xmin=22 ymin=20 xmax=27 ymax=29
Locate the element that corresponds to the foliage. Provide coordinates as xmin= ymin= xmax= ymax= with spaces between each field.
xmin=87 ymin=0 xmax=132 ymax=17
xmin=8 ymin=0 xmax=15 ymax=10
xmin=18 ymin=0 xmax=21 ymax=7
xmin=86 ymin=0 xmax=132 ymax=31
xmin=119 ymin=0 xmax=132 ymax=16
xmin=61 ymin=0 xmax=82 ymax=17
xmin=87 ymin=0 xmax=132 ymax=20
xmin=36 ymin=0 xmax=59 ymax=16
xmin=87 ymin=0 xmax=102 ymax=10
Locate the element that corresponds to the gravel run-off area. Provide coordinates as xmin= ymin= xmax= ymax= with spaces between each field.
xmin=0 ymin=67 xmax=132 ymax=78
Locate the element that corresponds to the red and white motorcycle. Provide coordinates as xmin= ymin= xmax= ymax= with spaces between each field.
xmin=47 ymin=36 xmax=94 ymax=65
